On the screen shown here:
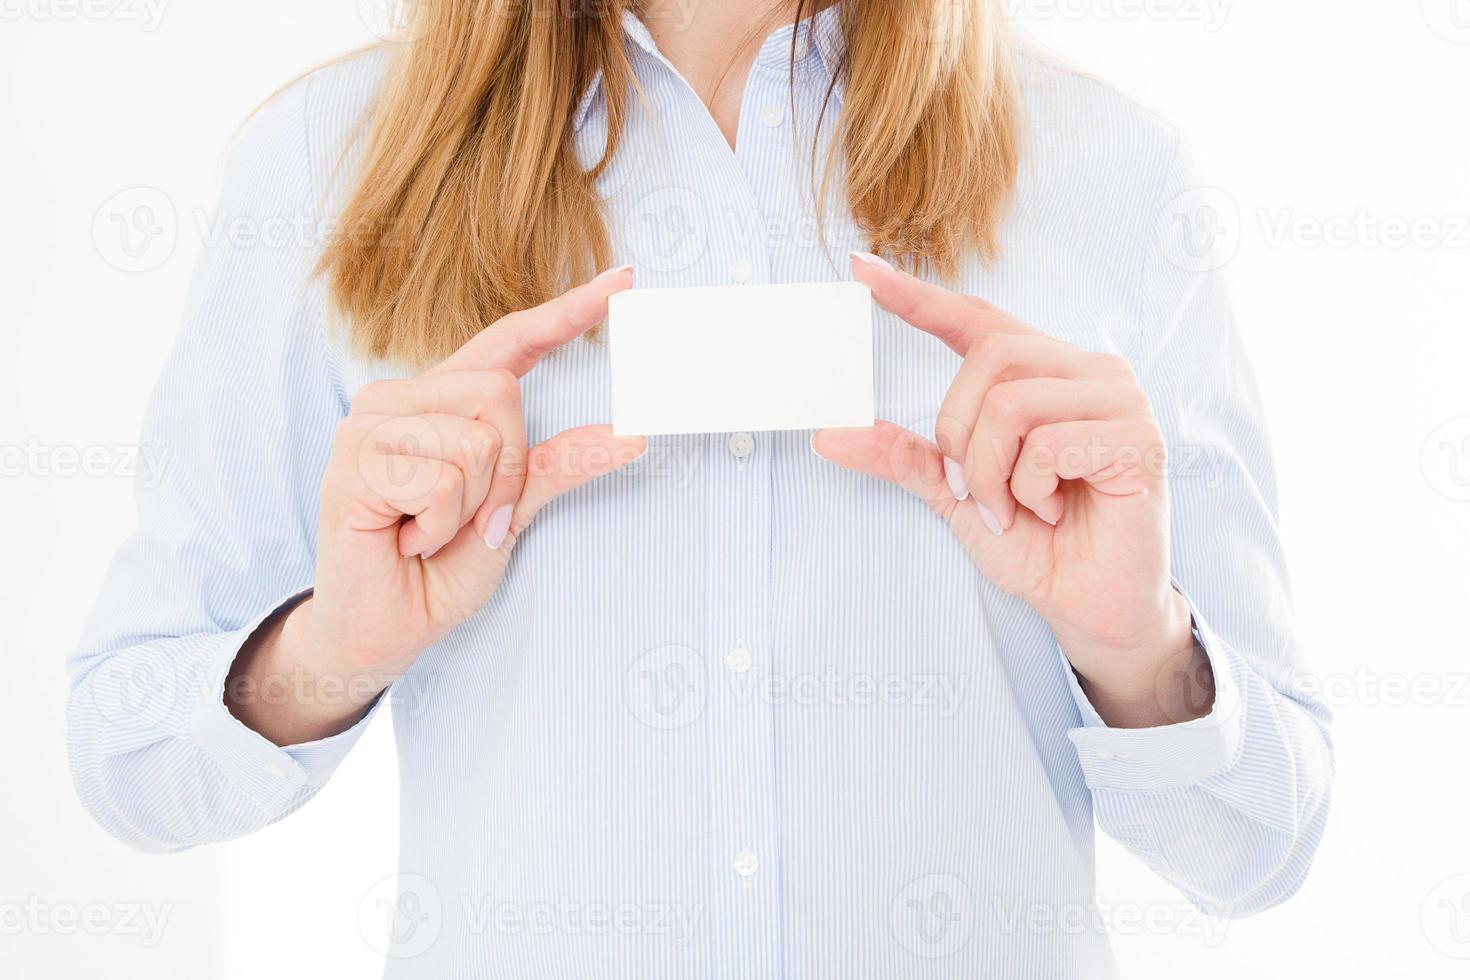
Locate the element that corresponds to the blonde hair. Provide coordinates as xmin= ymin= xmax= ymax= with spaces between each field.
xmin=320 ymin=0 xmax=1020 ymax=366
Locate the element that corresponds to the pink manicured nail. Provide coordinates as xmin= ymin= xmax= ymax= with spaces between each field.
xmin=591 ymin=264 xmax=634 ymax=284
xmin=942 ymin=457 xmax=970 ymax=501
xmin=484 ymin=504 xmax=514 ymax=549
xmin=849 ymin=250 xmax=894 ymax=272
xmin=974 ymin=500 xmax=1004 ymax=536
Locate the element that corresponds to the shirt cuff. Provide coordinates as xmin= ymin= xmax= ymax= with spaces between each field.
xmin=186 ymin=591 xmax=386 ymax=814
xmin=1063 ymin=588 xmax=1244 ymax=792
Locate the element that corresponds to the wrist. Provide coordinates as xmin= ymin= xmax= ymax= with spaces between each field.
xmin=1061 ymin=591 xmax=1213 ymax=728
xmin=225 ymin=596 xmax=387 ymax=746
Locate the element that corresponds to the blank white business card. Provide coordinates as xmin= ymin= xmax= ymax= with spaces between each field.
xmin=607 ymin=281 xmax=875 ymax=436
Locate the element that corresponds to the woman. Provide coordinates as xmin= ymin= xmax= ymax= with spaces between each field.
xmin=68 ymin=0 xmax=1333 ymax=975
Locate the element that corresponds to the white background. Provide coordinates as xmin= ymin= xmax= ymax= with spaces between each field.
xmin=3 ymin=1 xmax=1468 ymax=977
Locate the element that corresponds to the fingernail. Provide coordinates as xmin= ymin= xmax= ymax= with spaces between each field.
xmin=974 ymin=500 xmax=1004 ymax=536
xmin=484 ymin=503 xmax=514 ymax=550
xmin=421 ymin=544 xmax=443 ymax=561
xmin=942 ymin=457 xmax=970 ymax=501
xmin=591 ymin=264 xmax=634 ymax=284
xmin=849 ymin=250 xmax=894 ymax=272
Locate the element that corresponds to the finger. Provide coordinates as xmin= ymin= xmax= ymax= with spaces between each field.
xmin=351 ymin=368 xmax=520 ymax=422
xmin=354 ymin=453 xmax=469 ymax=558
xmin=435 ymin=265 xmax=634 ymax=378
xmin=356 ymin=413 xmax=501 ymax=526
xmin=934 ymin=333 xmax=1096 ymax=460
xmin=849 ymin=252 xmax=1036 ymax=355
xmin=498 ymin=425 xmax=647 ymax=548
xmin=1011 ymin=419 xmax=1165 ymax=524
xmin=964 ymin=379 xmax=1142 ymax=531
xmin=471 ymin=382 xmax=526 ymax=548
xmin=810 ymin=421 xmax=955 ymax=509
xmin=814 ymin=421 xmax=1022 ymax=542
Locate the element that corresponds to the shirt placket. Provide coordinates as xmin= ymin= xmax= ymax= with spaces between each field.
xmin=701 ymin=51 xmax=791 ymax=980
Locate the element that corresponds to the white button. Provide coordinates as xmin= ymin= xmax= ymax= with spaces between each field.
xmin=264 ymin=760 xmax=290 ymax=779
xmin=728 ymin=432 xmax=755 ymax=459
xmin=725 ymin=645 xmax=753 ymax=674
xmin=1095 ymin=749 xmax=1116 ymax=761
xmin=728 ymin=258 xmax=753 ymax=282
xmin=733 ymin=850 xmax=759 ymax=878
xmin=760 ymin=105 xmax=784 ymax=128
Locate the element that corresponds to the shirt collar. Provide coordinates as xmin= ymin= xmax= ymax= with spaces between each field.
xmin=572 ymin=5 xmax=846 ymax=133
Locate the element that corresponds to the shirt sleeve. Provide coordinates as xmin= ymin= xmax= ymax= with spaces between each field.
xmin=1064 ymin=136 xmax=1335 ymax=916
xmin=65 ymin=77 xmax=383 ymax=853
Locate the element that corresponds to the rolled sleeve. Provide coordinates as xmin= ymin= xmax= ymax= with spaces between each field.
xmin=186 ymin=593 xmax=387 ymax=811
xmin=1064 ymin=588 xmax=1244 ymax=791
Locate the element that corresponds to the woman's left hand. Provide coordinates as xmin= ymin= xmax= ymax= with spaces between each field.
xmin=814 ymin=254 xmax=1209 ymax=728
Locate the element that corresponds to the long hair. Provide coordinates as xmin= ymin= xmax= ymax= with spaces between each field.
xmin=319 ymin=0 xmax=1020 ymax=366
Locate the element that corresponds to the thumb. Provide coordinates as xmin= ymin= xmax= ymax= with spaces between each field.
xmin=812 ymin=421 xmax=955 ymax=507
xmin=508 ymin=425 xmax=647 ymax=536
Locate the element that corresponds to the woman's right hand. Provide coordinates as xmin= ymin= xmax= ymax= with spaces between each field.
xmin=227 ymin=267 xmax=643 ymax=745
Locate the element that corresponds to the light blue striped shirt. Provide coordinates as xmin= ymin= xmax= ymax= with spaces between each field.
xmin=68 ymin=9 xmax=1333 ymax=978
